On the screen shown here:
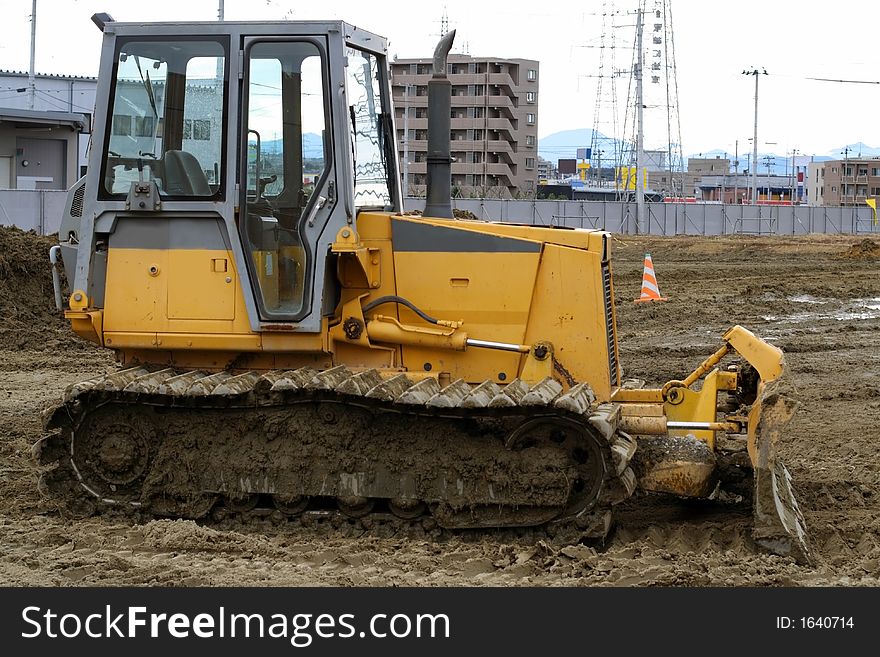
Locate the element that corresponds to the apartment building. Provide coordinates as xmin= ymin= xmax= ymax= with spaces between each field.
xmin=390 ymin=55 xmax=539 ymax=198
xmin=807 ymin=161 xmax=825 ymax=206
xmin=815 ymin=157 xmax=880 ymax=206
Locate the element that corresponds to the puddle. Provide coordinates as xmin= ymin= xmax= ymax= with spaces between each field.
xmin=788 ymin=295 xmax=824 ymax=304
xmin=762 ymin=297 xmax=880 ymax=324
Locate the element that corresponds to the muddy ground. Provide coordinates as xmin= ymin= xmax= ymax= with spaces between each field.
xmin=1 ymin=226 xmax=879 ymax=586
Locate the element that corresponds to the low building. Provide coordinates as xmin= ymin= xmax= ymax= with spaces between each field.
xmin=696 ymin=174 xmax=798 ymax=203
xmin=0 ymin=70 xmax=96 ymax=189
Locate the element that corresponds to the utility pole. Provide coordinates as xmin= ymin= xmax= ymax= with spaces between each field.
xmin=28 ymin=0 xmax=37 ymax=111
xmin=743 ymin=68 xmax=767 ymax=204
xmin=734 ymin=140 xmax=739 ymax=204
xmin=595 ymin=148 xmax=604 ymax=187
xmin=763 ymin=154 xmax=775 ymax=200
xmin=218 ymin=0 xmax=224 ymax=20
xmin=789 ymin=148 xmax=799 ymax=203
xmin=635 ymin=7 xmax=645 ymax=233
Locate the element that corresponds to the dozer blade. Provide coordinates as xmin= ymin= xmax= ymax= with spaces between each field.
xmin=750 ymin=370 xmax=811 ymax=565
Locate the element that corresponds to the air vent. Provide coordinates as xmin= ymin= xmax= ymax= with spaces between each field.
xmin=602 ymin=259 xmax=619 ymax=386
xmin=70 ymin=181 xmax=86 ymax=218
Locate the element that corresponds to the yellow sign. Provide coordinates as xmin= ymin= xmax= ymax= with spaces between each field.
xmin=615 ymin=167 xmax=648 ymax=191
xmin=867 ymin=198 xmax=877 ymax=225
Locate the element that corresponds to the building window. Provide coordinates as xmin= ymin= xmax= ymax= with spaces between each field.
xmin=133 ymin=116 xmax=154 ymax=137
xmin=872 ymin=187 xmax=880 ymax=195
xmin=193 ymin=119 xmax=211 ymax=140
xmin=526 ymin=113 xmax=535 ymax=125
xmin=832 ymin=186 xmax=837 ymax=192
xmin=527 ymin=69 xmax=537 ymax=81
xmin=112 ymin=114 xmax=131 ymax=136
xmin=526 ymin=91 xmax=535 ymax=103
xmin=525 ymin=157 xmax=535 ymax=169
xmin=873 ymin=168 xmax=880 ymax=177
xmin=182 ymin=119 xmax=211 ymax=141
xmin=831 ymin=167 xmax=838 ymax=174
xmin=525 ymin=135 xmax=535 ymax=146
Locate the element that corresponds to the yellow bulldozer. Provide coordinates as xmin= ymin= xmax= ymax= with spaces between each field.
xmin=37 ymin=15 xmax=809 ymax=562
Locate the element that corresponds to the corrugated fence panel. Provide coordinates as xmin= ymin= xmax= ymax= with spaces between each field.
xmin=0 ymin=190 xmax=67 ymax=235
xmin=1 ymin=192 xmax=873 ymax=238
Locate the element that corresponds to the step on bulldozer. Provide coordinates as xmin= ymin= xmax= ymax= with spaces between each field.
xmin=36 ymin=15 xmax=809 ymax=562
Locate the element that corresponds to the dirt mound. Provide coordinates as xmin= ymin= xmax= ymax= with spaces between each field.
xmin=0 ymin=226 xmax=87 ymax=351
xmin=841 ymin=238 xmax=880 ymax=259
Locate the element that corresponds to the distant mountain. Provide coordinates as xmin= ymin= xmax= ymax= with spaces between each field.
xmin=260 ymin=133 xmax=324 ymax=159
xmin=831 ymin=142 xmax=880 ymax=158
xmin=685 ymin=150 xmax=802 ymax=177
xmin=538 ymin=129 xmax=880 ymax=176
xmin=538 ymin=128 xmax=622 ymax=162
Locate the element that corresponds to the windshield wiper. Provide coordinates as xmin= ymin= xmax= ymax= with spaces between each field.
xmin=133 ymin=55 xmax=159 ymax=119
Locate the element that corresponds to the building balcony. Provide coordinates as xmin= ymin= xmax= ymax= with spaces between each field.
xmin=394 ymin=94 xmax=518 ymax=112
xmin=400 ymin=139 xmax=427 ymax=151
xmin=403 ymin=161 xmax=515 ymax=178
xmin=487 ymin=117 xmax=516 ymax=131
xmin=446 ymin=73 xmax=485 ymax=85
xmin=400 ymin=117 xmax=428 ymax=129
xmin=487 ymin=72 xmax=516 ymax=89
xmin=391 ymin=73 xmax=427 ymax=86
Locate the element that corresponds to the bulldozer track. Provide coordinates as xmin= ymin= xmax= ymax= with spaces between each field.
xmin=35 ymin=366 xmax=638 ymax=539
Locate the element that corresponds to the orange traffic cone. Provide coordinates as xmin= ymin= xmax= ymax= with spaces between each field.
xmin=634 ymin=253 xmax=668 ymax=302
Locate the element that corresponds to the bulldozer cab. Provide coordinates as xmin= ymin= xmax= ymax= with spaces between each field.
xmin=75 ymin=18 xmax=400 ymax=332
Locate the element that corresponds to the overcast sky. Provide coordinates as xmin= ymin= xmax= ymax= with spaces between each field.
xmin=2 ymin=0 xmax=879 ymax=158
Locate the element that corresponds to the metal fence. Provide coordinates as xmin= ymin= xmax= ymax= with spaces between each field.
xmin=403 ymin=198 xmax=879 ymax=235
xmin=0 ymin=190 xmax=68 ymax=235
xmin=1 ymin=190 xmax=876 ymax=237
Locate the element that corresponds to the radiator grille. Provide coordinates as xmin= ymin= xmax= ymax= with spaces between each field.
xmin=602 ymin=259 xmax=619 ymax=386
xmin=70 ymin=182 xmax=86 ymax=218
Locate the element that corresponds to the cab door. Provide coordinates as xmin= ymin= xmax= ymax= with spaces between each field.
xmin=239 ymin=38 xmax=333 ymax=322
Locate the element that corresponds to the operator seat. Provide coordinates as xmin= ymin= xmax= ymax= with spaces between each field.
xmin=163 ymin=150 xmax=212 ymax=196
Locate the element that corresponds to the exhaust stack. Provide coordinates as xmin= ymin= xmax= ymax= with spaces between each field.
xmin=424 ymin=30 xmax=456 ymax=219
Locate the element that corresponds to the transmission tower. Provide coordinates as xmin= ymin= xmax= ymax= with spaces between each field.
xmin=588 ymin=1 xmax=624 ymax=189
xmin=619 ymin=0 xmax=685 ymax=199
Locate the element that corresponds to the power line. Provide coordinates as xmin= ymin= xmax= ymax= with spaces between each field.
xmin=34 ymin=89 xmax=93 ymax=111
xmin=34 ymin=89 xmax=93 ymax=112
xmin=805 ymin=76 xmax=880 ymax=85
